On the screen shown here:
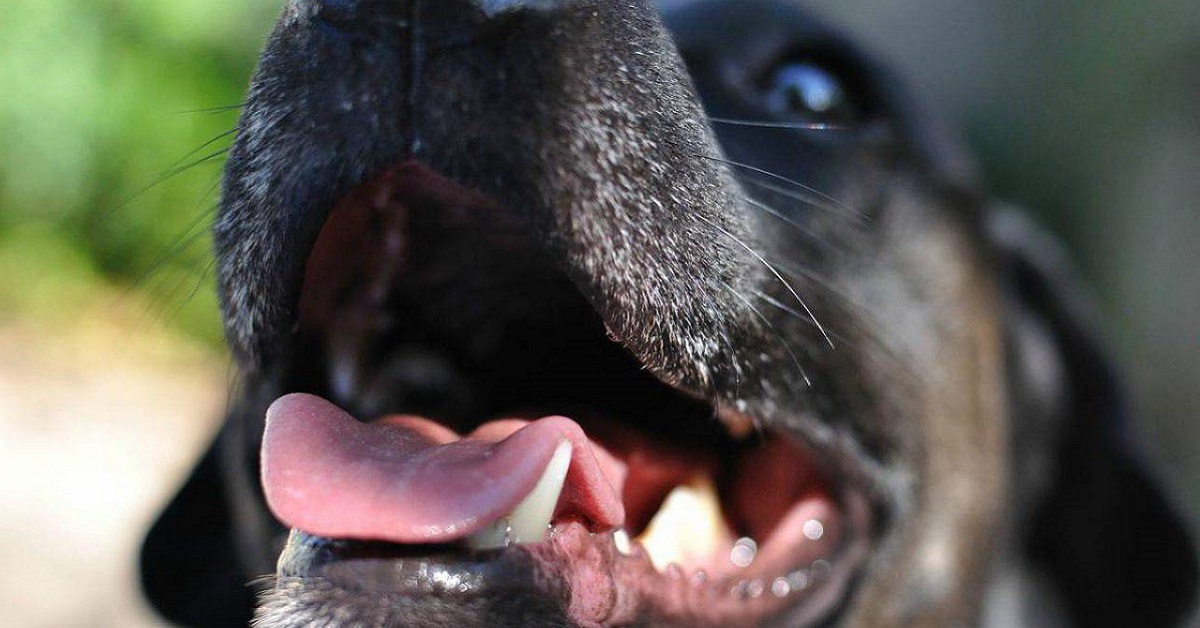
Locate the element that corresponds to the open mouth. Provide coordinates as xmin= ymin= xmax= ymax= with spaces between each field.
xmin=258 ymin=162 xmax=872 ymax=626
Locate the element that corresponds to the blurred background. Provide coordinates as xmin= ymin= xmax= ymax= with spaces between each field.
xmin=0 ymin=0 xmax=1195 ymax=625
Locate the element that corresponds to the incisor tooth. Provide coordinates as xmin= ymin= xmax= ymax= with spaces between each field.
xmin=466 ymin=441 xmax=572 ymax=551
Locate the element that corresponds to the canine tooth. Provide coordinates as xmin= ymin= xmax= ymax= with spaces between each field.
xmin=638 ymin=478 xmax=727 ymax=571
xmin=466 ymin=441 xmax=572 ymax=550
xmin=508 ymin=441 xmax=572 ymax=543
xmin=465 ymin=517 xmax=511 ymax=551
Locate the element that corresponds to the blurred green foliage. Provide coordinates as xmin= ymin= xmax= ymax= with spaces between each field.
xmin=0 ymin=0 xmax=281 ymax=344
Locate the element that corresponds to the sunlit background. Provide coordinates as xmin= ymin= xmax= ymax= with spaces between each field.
xmin=1 ymin=1 xmax=1196 ymax=625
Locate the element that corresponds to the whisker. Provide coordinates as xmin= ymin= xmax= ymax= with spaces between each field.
xmin=765 ymin=259 xmax=893 ymax=343
xmin=133 ymin=230 xmax=215 ymax=334
xmin=140 ymin=255 xmax=213 ymax=336
xmin=93 ymin=143 xmax=232 ymax=230
xmin=741 ymin=194 xmax=821 ymax=240
xmin=694 ymin=213 xmax=835 ymax=350
xmin=124 ymin=204 xmax=219 ymax=300
xmin=707 ymin=117 xmax=847 ymax=131
xmin=168 ymin=129 xmax=237 ymax=170
xmin=162 ymin=258 xmax=217 ymax=328
xmin=720 ymin=281 xmax=812 ymax=389
xmin=737 ymin=175 xmax=861 ymax=223
xmin=173 ymin=103 xmax=246 ymax=115
xmin=122 ymin=180 xmax=222 ymax=335
xmin=766 ymin=258 xmax=864 ymax=310
xmin=700 ymin=154 xmax=862 ymax=220
xmin=752 ymin=290 xmax=848 ymax=345
xmin=118 ymin=164 xmax=224 ymax=300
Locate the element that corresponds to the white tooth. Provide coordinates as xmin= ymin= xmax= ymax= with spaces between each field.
xmin=637 ymin=477 xmax=730 ymax=571
xmin=613 ymin=529 xmax=633 ymax=555
xmin=465 ymin=517 xmax=511 ymax=551
xmin=467 ymin=441 xmax=572 ymax=550
xmin=507 ymin=441 xmax=572 ymax=543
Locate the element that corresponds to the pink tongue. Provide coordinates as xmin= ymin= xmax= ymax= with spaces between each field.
xmin=262 ymin=394 xmax=626 ymax=544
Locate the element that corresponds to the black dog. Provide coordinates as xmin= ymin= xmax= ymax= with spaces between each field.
xmin=141 ymin=1 xmax=1197 ymax=626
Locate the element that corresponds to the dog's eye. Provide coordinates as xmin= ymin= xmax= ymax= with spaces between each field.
xmin=763 ymin=61 xmax=861 ymax=126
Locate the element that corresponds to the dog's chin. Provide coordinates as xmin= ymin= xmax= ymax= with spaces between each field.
xmin=255 ymin=521 xmax=871 ymax=627
xmin=248 ymin=162 xmax=876 ymax=628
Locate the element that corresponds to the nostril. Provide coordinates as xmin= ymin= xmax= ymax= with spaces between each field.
xmin=474 ymin=0 xmax=562 ymax=18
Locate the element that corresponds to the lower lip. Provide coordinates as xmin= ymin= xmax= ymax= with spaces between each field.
xmin=277 ymin=495 xmax=870 ymax=627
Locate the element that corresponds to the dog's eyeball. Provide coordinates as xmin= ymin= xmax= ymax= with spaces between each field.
xmin=764 ymin=62 xmax=858 ymax=125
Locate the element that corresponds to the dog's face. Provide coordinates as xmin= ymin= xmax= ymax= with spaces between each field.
xmin=140 ymin=1 xmax=1196 ymax=626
